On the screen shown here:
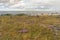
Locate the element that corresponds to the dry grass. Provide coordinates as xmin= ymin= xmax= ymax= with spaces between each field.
xmin=0 ymin=15 xmax=60 ymax=40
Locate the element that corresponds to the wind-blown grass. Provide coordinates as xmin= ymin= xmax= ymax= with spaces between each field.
xmin=0 ymin=15 xmax=60 ymax=40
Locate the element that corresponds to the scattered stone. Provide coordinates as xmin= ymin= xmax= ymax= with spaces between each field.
xmin=18 ymin=29 xmax=28 ymax=33
xmin=48 ymin=25 xmax=54 ymax=29
xmin=55 ymin=27 xmax=60 ymax=30
xmin=0 ymin=32 xmax=2 ymax=36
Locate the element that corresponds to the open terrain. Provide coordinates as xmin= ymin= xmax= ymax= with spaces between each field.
xmin=0 ymin=15 xmax=60 ymax=40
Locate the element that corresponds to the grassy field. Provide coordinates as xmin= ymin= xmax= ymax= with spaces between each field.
xmin=0 ymin=15 xmax=60 ymax=40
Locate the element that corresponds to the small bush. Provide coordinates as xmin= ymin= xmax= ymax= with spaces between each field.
xmin=1 ymin=14 xmax=12 ymax=16
xmin=15 ymin=14 xmax=27 ymax=16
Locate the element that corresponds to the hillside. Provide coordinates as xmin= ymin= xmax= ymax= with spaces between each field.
xmin=0 ymin=15 xmax=60 ymax=40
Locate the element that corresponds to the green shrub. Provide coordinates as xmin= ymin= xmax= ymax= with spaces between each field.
xmin=1 ymin=14 xmax=12 ymax=16
xmin=15 ymin=14 xmax=27 ymax=16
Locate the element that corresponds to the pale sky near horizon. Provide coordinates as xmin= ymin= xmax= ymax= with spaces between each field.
xmin=0 ymin=0 xmax=60 ymax=11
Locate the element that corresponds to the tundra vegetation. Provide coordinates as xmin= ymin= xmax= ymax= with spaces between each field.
xmin=0 ymin=14 xmax=60 ymax=40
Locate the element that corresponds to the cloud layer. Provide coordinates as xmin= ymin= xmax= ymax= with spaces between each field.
xmin=0 ymin=0 xmax=60 ymax=11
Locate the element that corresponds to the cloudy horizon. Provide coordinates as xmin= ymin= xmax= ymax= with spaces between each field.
xmin=0 ymin=0 xmax=60 ymax=11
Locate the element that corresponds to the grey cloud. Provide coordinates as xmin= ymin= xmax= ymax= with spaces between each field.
xmin=0 ymin=0 xmax=60 ymax=11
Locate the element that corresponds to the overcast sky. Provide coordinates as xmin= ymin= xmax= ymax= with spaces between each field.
xmin=0 ymin=0 xmax=60 ymax=11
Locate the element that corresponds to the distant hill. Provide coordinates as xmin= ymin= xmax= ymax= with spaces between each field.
xmin=0 ymin=11 xmax=59 ymax=16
